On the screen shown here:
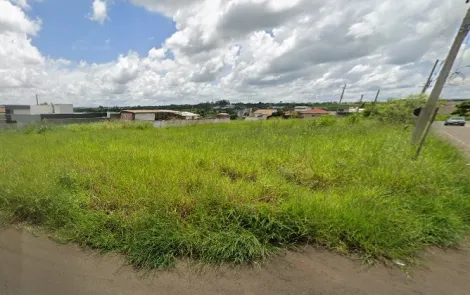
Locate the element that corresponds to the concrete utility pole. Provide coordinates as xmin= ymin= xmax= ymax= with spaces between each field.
xmin=414 ymin=107 xmax=440 ymax=160
xmin=411 ymin=4 xmax=470 ymax=144
xmin=421 ymin=59 xmax=440 ymax=94
xmin=356 ymin=94 xmax=364 ymax=112
xmin=336 ymin=84 xmax=347 ymax=112
xmin=371 ymin=89 xmax=380 ymax=112
xmin=36 ymin=94 xmax=39 ymax=105
xmin=373 ymin=89 xmax=380 ymax=104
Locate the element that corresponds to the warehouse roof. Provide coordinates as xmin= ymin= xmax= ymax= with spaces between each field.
xmin=253 ymin=109 xmax=277 ymax=115
xmin=180 ymin=111 xmax=200 ymax=117
xmin=298 ymin=108 xmax=329 ymax=114
xmin=122 ymin=109 xmax=179 ymax=114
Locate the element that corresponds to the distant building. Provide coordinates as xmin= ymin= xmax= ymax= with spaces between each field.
xmin=252 ymin=109 xmax=277 ymax=120
xmin=216 ymin=113 xmax=231 ymax=119
xmin=3 ymin=104 xmax=77 ymax=124
xmin=294 ymin=106 xmax=312 ymax=112
xmin=4 ymin=105 xmax=31 ymax=115
xmin=121 ymin=110 xmax=159 ymax=121
xmin=179 ymin=111 xmax=201 ymax=120
xmin=0 ymin=107 xmax=5 ymax=123
xmin=30 ymin=105 xmax=54 ymax=115
xmin=298 ymin=108 xmax=329 ymax=118
xmin=120 ymin=110 xmax=201 ymax=121
xmin=53 ymin=104 xmax=74 ymax=114
xmin=107 ymin=112 xmax=121 ymax=120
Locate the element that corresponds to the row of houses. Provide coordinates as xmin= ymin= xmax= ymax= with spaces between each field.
xmin=248 ymin=105 xmax=365 ymax=120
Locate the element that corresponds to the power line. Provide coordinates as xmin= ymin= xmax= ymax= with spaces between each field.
xmin=422 ymin=59 xmax=439 ymax=94
xmin=411 ymin=3 xmax=470 ymax=145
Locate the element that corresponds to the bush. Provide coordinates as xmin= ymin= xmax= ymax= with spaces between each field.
xmin=364 ymin=94 xmax=426 ymax=124
xmin=435 ymin=114 xmax=451 ymax=122
xmin=310 ymin=116 xmax=337 ymax=127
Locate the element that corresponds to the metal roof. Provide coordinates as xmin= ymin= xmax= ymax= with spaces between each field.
xmin=121 ymin=109 xmax=179 ymax=114
xmin=180 ymin=111 xmax=200 ymax=117
xmin=298 ymin=108 xmax=329 ymax=114
xmin=253 ymin=109 xmax=277 ymax=115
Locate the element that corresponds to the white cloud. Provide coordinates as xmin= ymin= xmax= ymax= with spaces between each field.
xmin=1 ymin=0 xmax=470 ymax=106
xmin=0 ymin=0 xmax=41 ymax=35
xmin=89 ymin=0 xmax=108 ymax=24
xmin=10 ymin=0 xmax=30 ymax=9
xmin=148 ymin=47 xmax=166 ymax=59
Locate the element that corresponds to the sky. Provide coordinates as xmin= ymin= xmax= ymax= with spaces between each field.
xmin=1 ymin=0 xmax=470 ymax=107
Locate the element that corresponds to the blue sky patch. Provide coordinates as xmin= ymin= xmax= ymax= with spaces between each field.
xmin=28 ymin=0 xmax=176 ymax=63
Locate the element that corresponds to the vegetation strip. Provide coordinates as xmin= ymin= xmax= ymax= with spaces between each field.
xmin=1 ymin=117 xmax=470 ymax=269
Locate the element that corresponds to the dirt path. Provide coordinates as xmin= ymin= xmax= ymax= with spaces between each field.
xmin=1 ymin=128 xmax=470 ymax=295
xmin=1 ymin=228 xmax=470 ymax=295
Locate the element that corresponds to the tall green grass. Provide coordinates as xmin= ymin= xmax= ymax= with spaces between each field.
xmin=1 ymin=119 xmax=469 ymax=268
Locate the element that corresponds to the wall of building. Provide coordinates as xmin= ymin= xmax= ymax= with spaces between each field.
xmin=135 ymin=113 xmax=156 ymax=121
xmin=153 ymin=118 xmax=229 ymax=128
xmin=121 ymin=113 xmax=134 ymax=120
xmin=53 ymin=104 xmax=74 ymax=114
xmin=42 ymin=118 xmax=107 ymax=125
xmin=11 ymin=114 xmax=41 ymax=124
xmin=1 ymin=117 xmax=107 ymax=128
xmin=30 ymin=105 xmax=54 ymax=115
xmin=12 ymin=109 xmax=30 ymax=115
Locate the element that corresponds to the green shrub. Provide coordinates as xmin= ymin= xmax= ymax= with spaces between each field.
xmin=363 ymin=94 xmax=426 ymax=124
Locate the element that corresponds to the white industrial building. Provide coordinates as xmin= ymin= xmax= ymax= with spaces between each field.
xmin=5 ymin=104 xmax=74 ymax=115
xmin=3 ymin=103 xmax=76 ymax=124
xmin=53 ymin=104 xmax=74 ymax=114
xmin=120 ymin=110 xmax=201 ymax=121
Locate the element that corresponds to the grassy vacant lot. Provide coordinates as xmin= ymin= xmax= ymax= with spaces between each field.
xmin=1 ymin=118 xmax=470 ymax=269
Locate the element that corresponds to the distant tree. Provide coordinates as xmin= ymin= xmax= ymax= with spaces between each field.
xmin=271 ymin=110 xmax=285 ymax=117
xmin=452 ymin=101 xmax=470 ymax=117
xmin=215 ymin=100 xmax=230 ymax=106
xmin=364 ymin=94 xmax=426 ymax=124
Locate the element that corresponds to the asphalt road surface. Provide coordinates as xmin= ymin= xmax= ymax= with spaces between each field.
xmin=1 ymin=127 xmax=470 ymax=295
xmin=435 ymin=122 xmax=470 ymax=152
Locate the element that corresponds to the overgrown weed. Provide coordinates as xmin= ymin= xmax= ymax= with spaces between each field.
xmin=1 ymin=119 xmax=469 ymax=269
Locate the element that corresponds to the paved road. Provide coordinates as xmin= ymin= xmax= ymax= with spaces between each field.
xmin=2 ymin=128 xmax=470 ymax=295
xmin=435 ymin=122 xmax=470 ymax=151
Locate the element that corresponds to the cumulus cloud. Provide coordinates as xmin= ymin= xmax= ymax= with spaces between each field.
xmin=89 ymin=0 xmax=108 ymax=24
xmin=1 ymin=0 xmax=470 ymax=106
xmin=0 ymin=0 xmax=41 ymax=35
